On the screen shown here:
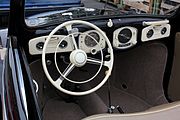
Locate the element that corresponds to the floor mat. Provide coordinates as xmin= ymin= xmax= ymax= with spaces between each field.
xmin=111 ymin=42 xmax=168 ymax=106
xmin=97 ymin=86 xmax=152 ymax=113
xmin=43 ymin=98 xmax=86 ymax=120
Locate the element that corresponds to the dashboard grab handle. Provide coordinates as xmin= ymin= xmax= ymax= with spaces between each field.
xmin=143 ymin=19 xmax=169 ymax=26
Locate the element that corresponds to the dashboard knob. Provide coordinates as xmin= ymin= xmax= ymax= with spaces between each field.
xmin=107 ymin=19 xmax=113 ymax=27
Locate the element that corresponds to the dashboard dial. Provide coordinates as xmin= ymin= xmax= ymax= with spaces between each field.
xmin=161 ymin=27 xmax=167 ymax=35
xmin=79 ymin=30 xmax=106 ymax=53
xmin=118 ymin=28 xmax=132 ymax=43
xmin=36 ymin=42 xmax=44 ymax=50
xmin=59 ymin=40 xmax=68 ymax=49
xmin=113 ymin=27 xmax=137 ymax=49
xmin=147 ymin=29 xmax=154 ymax=38
xmin=84 ymin=32 xmax=100 ymax=47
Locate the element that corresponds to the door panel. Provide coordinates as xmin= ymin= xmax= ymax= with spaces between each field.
xmin=168 ymin=32 xmax=180 ymax=101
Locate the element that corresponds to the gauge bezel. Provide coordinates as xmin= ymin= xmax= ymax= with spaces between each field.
xmin=84 ymin=31 xmax=100 ymax=47
xmin=79 ymin=30 xmax=106 ymax=53
xmin=113 ymin=26 xmax=138 ymax=49
xmin=141 ymin=24 xmax=171 ymax=42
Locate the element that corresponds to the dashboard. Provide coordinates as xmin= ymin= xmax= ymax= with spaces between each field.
xmin=28 ymin=20 xmax=171 ymax=55
xmin=29 ymin=30 xmax=106 ymax=55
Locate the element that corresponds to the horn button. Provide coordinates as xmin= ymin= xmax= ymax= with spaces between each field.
xmin=70 ymin=50 xmax=87 ymax=67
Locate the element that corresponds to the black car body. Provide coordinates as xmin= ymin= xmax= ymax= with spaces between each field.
xmin=1 ymin=0 xmax=180 ymax=120
xmin=0 ymin=0 xmax=82 ymax=28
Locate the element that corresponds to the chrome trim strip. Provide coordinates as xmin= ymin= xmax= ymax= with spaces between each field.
xmin=14 ymin=49 xmax=29 ymax=119
xmin=2 ymin=55 xmax=8 ymax=120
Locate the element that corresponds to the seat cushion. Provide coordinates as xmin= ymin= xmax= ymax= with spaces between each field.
xmin=82 ymin=101 xmax=180 ymax=120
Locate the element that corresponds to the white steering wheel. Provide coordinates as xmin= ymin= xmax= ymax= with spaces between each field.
xmin=42 ymin=20 xmax=114 ymax=96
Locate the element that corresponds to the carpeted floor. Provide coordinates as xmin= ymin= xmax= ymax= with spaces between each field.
xmin=97 ymin=86 xmax=151 ymax=113
xmin=30 ymin=42 xmax=169 ymax=120
xmin=43 ymin=99 xmax=86 ymax=120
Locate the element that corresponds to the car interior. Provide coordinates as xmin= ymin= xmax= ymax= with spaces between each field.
xmin=7 ymin=0 xmax=180 ymax=120
xmin=26 ymin=17 xmax=180 ymax=120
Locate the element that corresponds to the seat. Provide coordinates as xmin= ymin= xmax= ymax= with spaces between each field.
xmin=82 ymin=101 xmax=180 ymax=120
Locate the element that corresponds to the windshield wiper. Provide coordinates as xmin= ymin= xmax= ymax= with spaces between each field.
xmin=100 ymin=0 xmax=119 ymax=15
xmin=164 ymin=4 xmax=180 ymax=15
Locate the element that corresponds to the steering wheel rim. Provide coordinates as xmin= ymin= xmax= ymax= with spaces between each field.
xmin=42 ymin=20 xmax=114 ymax=96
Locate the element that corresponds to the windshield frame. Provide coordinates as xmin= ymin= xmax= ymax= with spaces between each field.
xmin=8 ymin=0 xmax=180 ymax=35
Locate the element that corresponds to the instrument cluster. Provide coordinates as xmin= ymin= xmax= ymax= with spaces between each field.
xmin=28 ymin=21 xmax=171 ymax=55
xmin=28 ymin=30 xmax=106 ymax=55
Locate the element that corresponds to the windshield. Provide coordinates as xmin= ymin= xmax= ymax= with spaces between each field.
xmin=25 ymin=0 xmax=180 ymax=26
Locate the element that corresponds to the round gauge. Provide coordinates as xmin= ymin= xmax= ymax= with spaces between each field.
xmin=161 ymin=27 xmax=167 ymax=35
xmin=84 ymin=32 xmax=100 ymax=47
xmin=147 ymin=29 xmax=154 ymax=38
xmin=59 ymin=40 xmax=68 ymax=49
xmin=118 ymin=28 xmax=132 ymax=43
xmin=36 ymin=42 xmax=44 ymax=50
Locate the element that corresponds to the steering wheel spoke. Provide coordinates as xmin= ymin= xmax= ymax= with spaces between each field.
xmin=87 ymin=57 xmax=111 ymax=69
xmin=65 ymin=24 xmax=78 ymax=50
xmin=87 ymin=57 xmax=102 ymax=65
xmin=104 ymin=61 xmax=111 ymax=68
xmin=70 ymin=34 xmax=78 ymax=50
xmin=55 ymin=63 xmax=75 ymax=86
xmin=62 ymin=63 xmax=75 ymax=77
xmin=55 ymin=77 xmax=64 ymax=86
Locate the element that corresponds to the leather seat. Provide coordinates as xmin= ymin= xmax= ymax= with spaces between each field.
xmin=83 ymin=101 xmax=180 ymax=120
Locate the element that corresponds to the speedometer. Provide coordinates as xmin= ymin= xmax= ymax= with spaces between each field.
xmin=84 ymin=32 xmax=100 ymax=47
xmin=79 ymin=30 xmax=106 ymax=53
xmin=118 ymin=28 xmax=132 ymax=43
xmin=113 ymin=27 xmax=137 ymax=49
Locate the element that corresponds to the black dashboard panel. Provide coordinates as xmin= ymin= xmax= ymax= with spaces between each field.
xmin=24 ymin=17 xmax=171 ymax=61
